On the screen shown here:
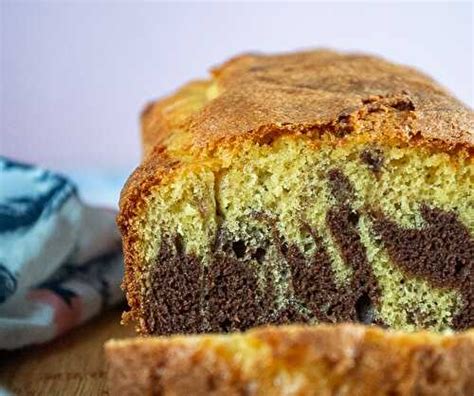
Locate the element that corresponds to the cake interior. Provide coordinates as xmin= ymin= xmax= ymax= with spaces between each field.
xmin=130 ymin=133 xmax=473 ymax=334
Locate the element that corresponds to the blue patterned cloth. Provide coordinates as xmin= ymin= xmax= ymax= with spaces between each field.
xmin=0 ymin=157 xmax=124 ymax=350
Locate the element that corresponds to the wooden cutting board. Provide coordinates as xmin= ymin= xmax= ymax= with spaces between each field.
xmin=0 ymin=306 xmax=134 ymax=395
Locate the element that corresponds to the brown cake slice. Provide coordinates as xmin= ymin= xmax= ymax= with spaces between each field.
xmin=105 ymin=324 xmax=474 ymax=395
xmin=117 ymin=50 xmax=473 ymax=335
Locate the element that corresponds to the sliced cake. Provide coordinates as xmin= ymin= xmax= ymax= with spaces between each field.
xmin=117 ymin=50 xmax=473 ymax=335
xmin=105 ymin=324 xmax=474 ymax=395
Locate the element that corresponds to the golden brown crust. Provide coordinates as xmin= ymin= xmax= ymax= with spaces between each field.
xmin=105 ymin=324 xmax=474 ymax=396
xmin=122 ymin=50 xmax=473 ymax=221
xmin=117 ymin=50 xmax=474 ymax=332
xmin=144 ymin=50 xmax=473 ymax=153
xmin=195 ymin=51 xmax=472 ymax=146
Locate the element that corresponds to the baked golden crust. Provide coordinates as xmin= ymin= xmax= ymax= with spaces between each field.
xmin=117 ymin=50 xmax=474 ymax=333
xmin=105 ymin=323 xmax=474 ymax=396
xmin=143 ymin=50 xmax=473 ymax=152
xmin=121 ymin=50 xmax=473 ymax=225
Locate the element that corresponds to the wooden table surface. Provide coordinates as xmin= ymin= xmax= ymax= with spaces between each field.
xmin=0 ymin=306 xmax=134 ymax=395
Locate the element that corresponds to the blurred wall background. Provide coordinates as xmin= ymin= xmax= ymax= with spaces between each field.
xmin=1 ymin=1 xmax=473 ymax=172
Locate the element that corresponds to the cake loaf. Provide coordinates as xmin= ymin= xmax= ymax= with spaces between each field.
xmin=118 ymin=50 xmax=473 ymax=335
xmin=105 ymin=324 xmax=474 ymax=395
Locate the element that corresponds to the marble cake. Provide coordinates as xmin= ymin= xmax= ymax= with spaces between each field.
xmin=117 ymin=50 xmax=473 ymax=335
xmin=105 ymin=324 xmax=474 ymax=395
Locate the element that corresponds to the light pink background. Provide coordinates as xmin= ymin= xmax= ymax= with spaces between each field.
xmin=1 ymin=2 xmax=473 ymax=172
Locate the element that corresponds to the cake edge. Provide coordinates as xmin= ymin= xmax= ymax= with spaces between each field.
xmin=105 ymin=323 xmax=474 ymax=396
